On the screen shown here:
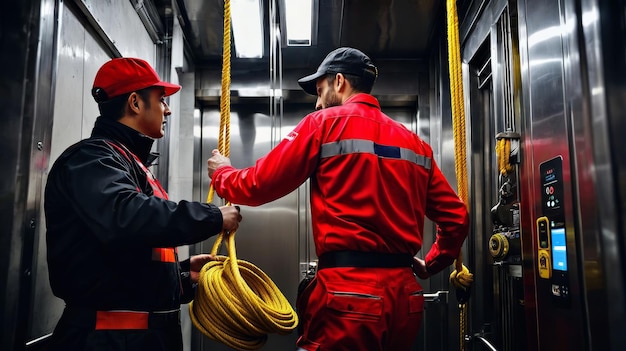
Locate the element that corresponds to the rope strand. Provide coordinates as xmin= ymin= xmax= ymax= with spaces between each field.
xmin=496 ymin=138 xmax=514 ymax=175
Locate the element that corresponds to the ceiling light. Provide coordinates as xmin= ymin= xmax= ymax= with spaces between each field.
xmin=231 ymin=0 xmax=264 ymax=58
xmin=282 ymin=0 xmax=318 ymax=46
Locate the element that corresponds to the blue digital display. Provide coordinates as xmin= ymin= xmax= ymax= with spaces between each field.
xmin=551 ymin=228 xmax=568 ymax=271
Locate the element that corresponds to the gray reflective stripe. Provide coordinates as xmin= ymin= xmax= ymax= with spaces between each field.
xmin=320 ymin=139 xmax=432 ymax=170
xmin=400 ymin=148 xmax=432 ymax=170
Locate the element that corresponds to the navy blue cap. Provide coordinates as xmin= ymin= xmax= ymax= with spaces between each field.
xmin=298 ymin=47 xmax=378 ymax=95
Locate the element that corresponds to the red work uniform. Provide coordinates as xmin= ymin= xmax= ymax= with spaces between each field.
xmin=211 ymin=93 xmax=469 ymax=351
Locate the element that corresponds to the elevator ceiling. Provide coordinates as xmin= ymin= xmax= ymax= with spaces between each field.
xmin=170 ymin=0 xmax=445 ymax=69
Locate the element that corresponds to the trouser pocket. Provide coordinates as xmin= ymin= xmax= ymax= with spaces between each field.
xmin=326 ymin=290 xmax=383 ymax=321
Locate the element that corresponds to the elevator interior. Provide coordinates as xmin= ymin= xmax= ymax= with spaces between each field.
xmin=1 ymin=0 xmax=626 ymax=350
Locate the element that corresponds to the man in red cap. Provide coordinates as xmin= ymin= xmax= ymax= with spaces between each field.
xmin=207 ymin=47 xmax=470 ymax=350
xmin=44 ymin=57 xmax=242 ymax=351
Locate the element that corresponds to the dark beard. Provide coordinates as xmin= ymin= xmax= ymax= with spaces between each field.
xmin=325 ymin=91 xmax=342 ymax=108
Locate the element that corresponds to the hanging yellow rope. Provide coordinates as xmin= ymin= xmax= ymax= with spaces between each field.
xmin=496 ymin=137 xmax=514 ymax=175
xmin=189 ymin=1 xmax=298 ymax=349
xmin=446 ymin=0 xmax=474 ymax=350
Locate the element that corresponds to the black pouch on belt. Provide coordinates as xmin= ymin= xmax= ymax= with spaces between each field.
xmin=296 ymin=274 xmax=317 ymax=336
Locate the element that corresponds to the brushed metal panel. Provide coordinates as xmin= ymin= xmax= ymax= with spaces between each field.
xmin=561 ymin=0 xmax=601 ymax=349
xmin=80 ymin=0 xmax=154 ymax=58
xmin=24 ymin=0 xmax=60 ymax=344
xmin=80 ymin=33 xmax=115 ymax=138
xmin=577 ymin=0 xmax=625 ymax=348
xmin=50 ymin=5 xmax=88 ymax=162
xmin=177 ymin=70 xmax=198 ymax=351
xmin=1 ymin=0 xmax=58 ymax=348
xmin=30 ymin=4 xmax=87 ymax=342
xmin=518 ymin=0 xmax=587 ymax=348
xmin=461 ymin=0 xmax=507 ymax=61
xmin=168 ymin=70 xmax=196 ymax=203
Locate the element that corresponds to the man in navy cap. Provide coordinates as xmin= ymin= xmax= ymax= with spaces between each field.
xmin=207 ymin=47 xmax=469 ymax=350
xmin=44 ymin=57 xmax=242 ymax=351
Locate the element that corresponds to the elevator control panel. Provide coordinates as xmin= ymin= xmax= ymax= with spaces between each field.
xmin=539 ymin=156 xmax=570 ymax=305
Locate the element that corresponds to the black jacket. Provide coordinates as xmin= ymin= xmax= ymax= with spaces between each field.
xmin=45 ymin=117 xmax=222 ymax=311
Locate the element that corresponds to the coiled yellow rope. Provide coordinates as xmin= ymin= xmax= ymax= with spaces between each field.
xmin=446 ymin=0 xmax=473 ymax=350
xmin=189 ymin=0 xmax=298 ymax=349
xmin=189 ymin=223 xmax=299 ymax=350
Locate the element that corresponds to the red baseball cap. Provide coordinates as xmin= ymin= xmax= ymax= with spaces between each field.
xmin=92 ymin=57 xmax=181 ymax=102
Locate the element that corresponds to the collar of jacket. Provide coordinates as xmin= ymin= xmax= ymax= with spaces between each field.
xmin=343 ymin=93 xmax=381 ymax=109
xmin=90 ymin=116 xmax=158 ymax=166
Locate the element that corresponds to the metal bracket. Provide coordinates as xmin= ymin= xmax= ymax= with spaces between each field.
xmin=424 ymin=290 xmax=449 ymax=303
xmin=299 ymin=261 xmax=317 ymax=280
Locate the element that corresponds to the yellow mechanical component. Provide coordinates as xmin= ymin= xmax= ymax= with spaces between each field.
xmin=536 ymin=217 xmax=552 ymax=279
xmin=489 ymin=233 xmax=510 ymax=259
xmin=189 ymin=1 xmax=298 ymax=349
xmin=537 ymin=249 xmax=552 ymax=279
xmin=496 ymin=138 xmax=515 ymax=175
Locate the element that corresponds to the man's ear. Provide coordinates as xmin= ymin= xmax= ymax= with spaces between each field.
xmin=128 ymin=92 xmax=140 ymax=113
xmin=335 ymin=73 xmax=345 ymax=92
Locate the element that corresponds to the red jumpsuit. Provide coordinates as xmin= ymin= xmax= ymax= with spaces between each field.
xmin=212 ymin=93 xmax=470 ymax=350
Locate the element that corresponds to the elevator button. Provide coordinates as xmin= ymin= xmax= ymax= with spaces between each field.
xmin=538 ymin=249 xmax=551 ymax=279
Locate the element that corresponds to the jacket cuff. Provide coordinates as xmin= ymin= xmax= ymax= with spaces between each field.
xmin=180 ymin=258 xmax=190 ymax=272
xmin=425 ymin=255 xmax=455 ymax=275
xmin=179 ymin=258 xmax=196 ymax=304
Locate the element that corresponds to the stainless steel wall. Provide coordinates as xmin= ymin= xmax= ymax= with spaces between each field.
xmin=457 ymin=0 xmax=626 ymax=349
xmin=517 ymin=0 xmax=590 ymax=348
xmin=5 ymin=0 xmax=625 ymax=350
xmin=0 ymin=1 xmax=57 ymax=349
xmin=583 ymin=0 xmax=626 ymax=348
xmin=458 ymin=0 xmax=626 ymax=349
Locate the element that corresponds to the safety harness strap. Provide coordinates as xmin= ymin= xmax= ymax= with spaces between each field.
xmin=103 ymin=140 xmax=177 ymax=263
